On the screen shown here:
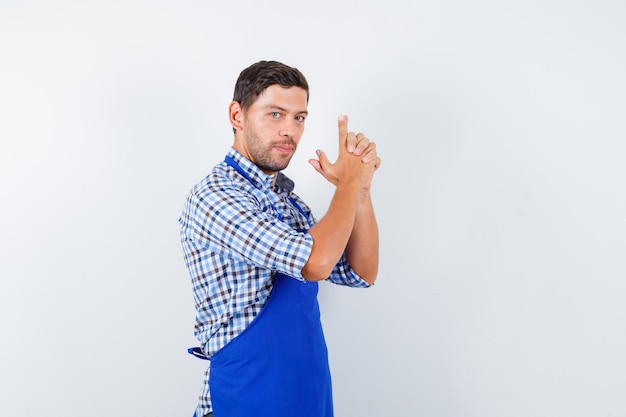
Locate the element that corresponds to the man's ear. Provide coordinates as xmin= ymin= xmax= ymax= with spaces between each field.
xmin=229 ymin=101 xmax=244 ymax=131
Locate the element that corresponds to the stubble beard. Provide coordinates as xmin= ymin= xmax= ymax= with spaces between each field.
xmin=244 ymin=128 xmax=297 ymax=173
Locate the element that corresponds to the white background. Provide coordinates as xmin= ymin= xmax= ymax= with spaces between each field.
xmin=1 ymin=1 xmax=625 ymax=416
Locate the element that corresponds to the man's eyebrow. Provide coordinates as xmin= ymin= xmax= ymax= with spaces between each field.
xmin=265 ymin=105 xmax=308 ymax=115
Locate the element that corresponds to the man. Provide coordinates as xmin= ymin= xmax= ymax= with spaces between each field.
xmin=179 ymin=60 xmax=381 ymax=417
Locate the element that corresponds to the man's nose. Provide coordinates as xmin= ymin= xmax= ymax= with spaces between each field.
xmin=279 ymin=118 xmax=298 ymax=137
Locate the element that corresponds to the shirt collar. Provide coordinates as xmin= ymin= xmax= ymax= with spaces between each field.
xmin=227 ymin=147 xmax=276 ymax=191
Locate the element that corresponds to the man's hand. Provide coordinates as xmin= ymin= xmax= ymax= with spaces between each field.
xmin=308 ymin=115 xmax=381 ymax=188
xmin=303 ymin=115 xmax=382 ymax=282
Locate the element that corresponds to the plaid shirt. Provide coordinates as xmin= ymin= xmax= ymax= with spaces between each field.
xmin=179 ymin=148 xmax=369 ymax=414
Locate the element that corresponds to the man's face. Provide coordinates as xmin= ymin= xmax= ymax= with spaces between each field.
xmin=237 ymin=85 xmax=308 ymax=174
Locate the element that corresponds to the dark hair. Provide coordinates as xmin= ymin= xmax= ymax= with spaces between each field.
xmin=233 ymin=60 xmax=309 ymax=111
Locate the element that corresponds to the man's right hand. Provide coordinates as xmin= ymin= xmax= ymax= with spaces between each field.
xmin=308 ymin=115 xmax=381 ymax=190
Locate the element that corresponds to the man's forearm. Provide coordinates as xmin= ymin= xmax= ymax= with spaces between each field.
xmin=345 ymin=190 xmax=379 ymax=284
xmin=301 ymin=182 xmax=362 ymax=281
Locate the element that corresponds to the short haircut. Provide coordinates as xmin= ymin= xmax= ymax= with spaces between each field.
xmin=233 ymin=60 xmax=309 ymax=112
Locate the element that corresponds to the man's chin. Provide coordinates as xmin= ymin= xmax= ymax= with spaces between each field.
xmin=272 ymin=153 xmax=294 ymax=170
xmin=258 ymin=159 xmax=290 ymax=173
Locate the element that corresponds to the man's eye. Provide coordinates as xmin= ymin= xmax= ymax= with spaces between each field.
xmin=295 ymin=115 xmax=306 ymax=122
xmin=270 ymin=112 xmax=281 ymax=118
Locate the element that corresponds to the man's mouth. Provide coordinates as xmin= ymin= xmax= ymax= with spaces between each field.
xmin=274 ymin=143 xmax=295 ymax=154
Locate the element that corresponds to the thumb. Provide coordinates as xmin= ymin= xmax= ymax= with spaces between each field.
xmin=316 ymin=149 xmax=332 ymax=171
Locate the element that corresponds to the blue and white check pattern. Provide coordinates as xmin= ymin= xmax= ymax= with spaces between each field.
xmin=179 ymin=148 xmax=370 ymax=415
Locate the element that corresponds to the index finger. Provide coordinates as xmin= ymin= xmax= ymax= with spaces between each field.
xmin=338 ymin=114 xmax=349 ymax=146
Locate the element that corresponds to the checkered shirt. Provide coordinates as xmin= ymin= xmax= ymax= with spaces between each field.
xmin=179 ymin=148 xmax=370 ymax=414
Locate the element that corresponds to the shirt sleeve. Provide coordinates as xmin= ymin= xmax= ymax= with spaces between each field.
xmin=325 ymin=253 xmax=372 ymax=288
xmin=180 ymin=180 xmax=313 ymax=281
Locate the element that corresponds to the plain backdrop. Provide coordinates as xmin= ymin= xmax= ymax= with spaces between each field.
xmin=1 ymin=1 xmax=625 ymax=416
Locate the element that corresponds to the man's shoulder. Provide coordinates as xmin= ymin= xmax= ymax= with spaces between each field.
xmin=189 ymin=161 xmax=255 ymax=202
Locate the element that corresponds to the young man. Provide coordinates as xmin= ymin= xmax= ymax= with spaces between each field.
xmin=179 ymin=60 xmax=381 ymax=417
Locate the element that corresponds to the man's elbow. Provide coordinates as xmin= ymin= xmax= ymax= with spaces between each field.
xmin=361 ymin=273 xmax=378 ymax=285
xmin=301 ymin=258 xmax=336 ymax=282
xmin=357 ymin=265 xmax=379 ymax=285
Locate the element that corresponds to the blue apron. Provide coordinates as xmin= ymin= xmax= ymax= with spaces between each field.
xmin=189 ymin=155 xmax=333 ymax=417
